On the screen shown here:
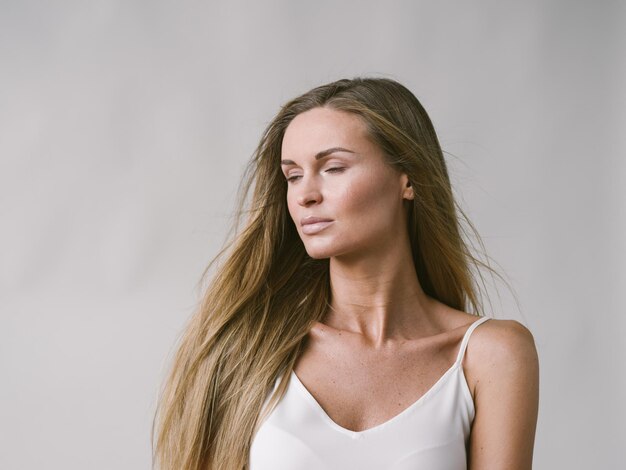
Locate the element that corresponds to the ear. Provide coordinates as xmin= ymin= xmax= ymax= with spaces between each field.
xmin=401 ymin=174 xmax=414 ymax=201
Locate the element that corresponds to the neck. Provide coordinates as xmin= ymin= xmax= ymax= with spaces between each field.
xmin=323 ymin=247 xmax=436 ymax=349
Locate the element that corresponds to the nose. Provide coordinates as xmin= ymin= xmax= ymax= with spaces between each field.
xmin=296 ymin=176 xmax=323 ymax=207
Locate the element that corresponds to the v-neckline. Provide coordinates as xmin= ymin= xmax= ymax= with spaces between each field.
xmin=290 ymin=361 xmax=461 ymax=439
xmin=287 ymin=316 xmax=489 ymax=439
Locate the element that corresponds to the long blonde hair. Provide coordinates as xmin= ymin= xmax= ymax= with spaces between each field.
xmin=152 ymin=77 xmax=509 ymax=469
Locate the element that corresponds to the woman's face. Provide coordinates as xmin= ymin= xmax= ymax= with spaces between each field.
xmin=281 ymin=106 xmax=412 ymax=260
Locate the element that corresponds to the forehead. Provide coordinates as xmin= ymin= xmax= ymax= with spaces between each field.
xmin=281 ymin=107 xmax=370 ymax=156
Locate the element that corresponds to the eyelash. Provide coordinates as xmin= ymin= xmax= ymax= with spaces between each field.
xmin=286 ymin=167 xmax=345 ymax=182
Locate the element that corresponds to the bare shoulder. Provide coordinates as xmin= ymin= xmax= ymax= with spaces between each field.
xmin=464 ymin=318 xmax=538 ymax=395
xmin=468 ymin=318 xmax=536 ymax=359
xmin=465 ymin=318 xmax=540 ymax=469
xmin=471 ymin=317 xmax=536 ymax=349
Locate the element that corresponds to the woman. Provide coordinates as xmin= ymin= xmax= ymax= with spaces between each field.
xmin=152 ymin=77 xmax=540 ymax=470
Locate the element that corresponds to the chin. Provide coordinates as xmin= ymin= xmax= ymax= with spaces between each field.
xmin=301 ymin=241 xmax=339 ymax=260
xmin=304 ymin=247 xmax=333 ymax=260
xmin=303 ymin=240 xmax=353 ymax=260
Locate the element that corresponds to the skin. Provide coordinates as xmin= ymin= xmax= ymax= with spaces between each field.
xmin=280 ymin=106 xmax=539 ymax=469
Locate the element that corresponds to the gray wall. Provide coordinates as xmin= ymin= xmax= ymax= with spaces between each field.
xmin=1 ymin=1 xmax=624 ymax=468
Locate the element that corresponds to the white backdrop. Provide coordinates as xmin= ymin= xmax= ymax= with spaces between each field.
xmin=1 ymin=1 xmax=624 ymax=468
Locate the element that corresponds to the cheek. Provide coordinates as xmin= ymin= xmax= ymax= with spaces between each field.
xmin=286 ymin=196 xmax=297 ymax=223
xmin=338 ymin=172 xmax=398 ymax=219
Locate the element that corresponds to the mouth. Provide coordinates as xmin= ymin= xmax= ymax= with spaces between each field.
xmin=301 ymin=216 xmax=333 ymax=226
xmin=301 ymin=220 xmax=334 ymax=235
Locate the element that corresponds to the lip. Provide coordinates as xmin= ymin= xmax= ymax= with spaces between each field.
xmin=301 ymin=217 xmax=333 ymax=226
xmin=301 ymin=220 xmax=333 ymax=235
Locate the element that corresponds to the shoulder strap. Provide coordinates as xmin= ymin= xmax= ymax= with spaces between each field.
xmin=454 ymin=316 xmax=491 ymax=365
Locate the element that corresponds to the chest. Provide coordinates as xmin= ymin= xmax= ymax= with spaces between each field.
xmin=292 ymin=333 xmax=464 ymax=433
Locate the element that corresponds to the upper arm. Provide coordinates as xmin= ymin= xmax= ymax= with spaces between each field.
xmin=466 ymin=319 xmax=540 ymax=470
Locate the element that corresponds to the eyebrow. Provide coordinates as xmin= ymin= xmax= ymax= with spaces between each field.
xmin=280 ymin=147 xmax=355 ymax=166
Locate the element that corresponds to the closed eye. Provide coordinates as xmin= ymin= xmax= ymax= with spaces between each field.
xmin=326 ymin=167 xmax=345 ymax=174
xmin=285 ymin=167 xmax=345 ymax=183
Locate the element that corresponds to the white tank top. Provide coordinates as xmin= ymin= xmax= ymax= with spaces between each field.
xmin=249 ymin=316 xmax=490 ymax=470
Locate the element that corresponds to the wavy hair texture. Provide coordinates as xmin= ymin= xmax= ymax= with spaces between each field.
xmin=151 ymin=77 xmax=512 ymax=470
